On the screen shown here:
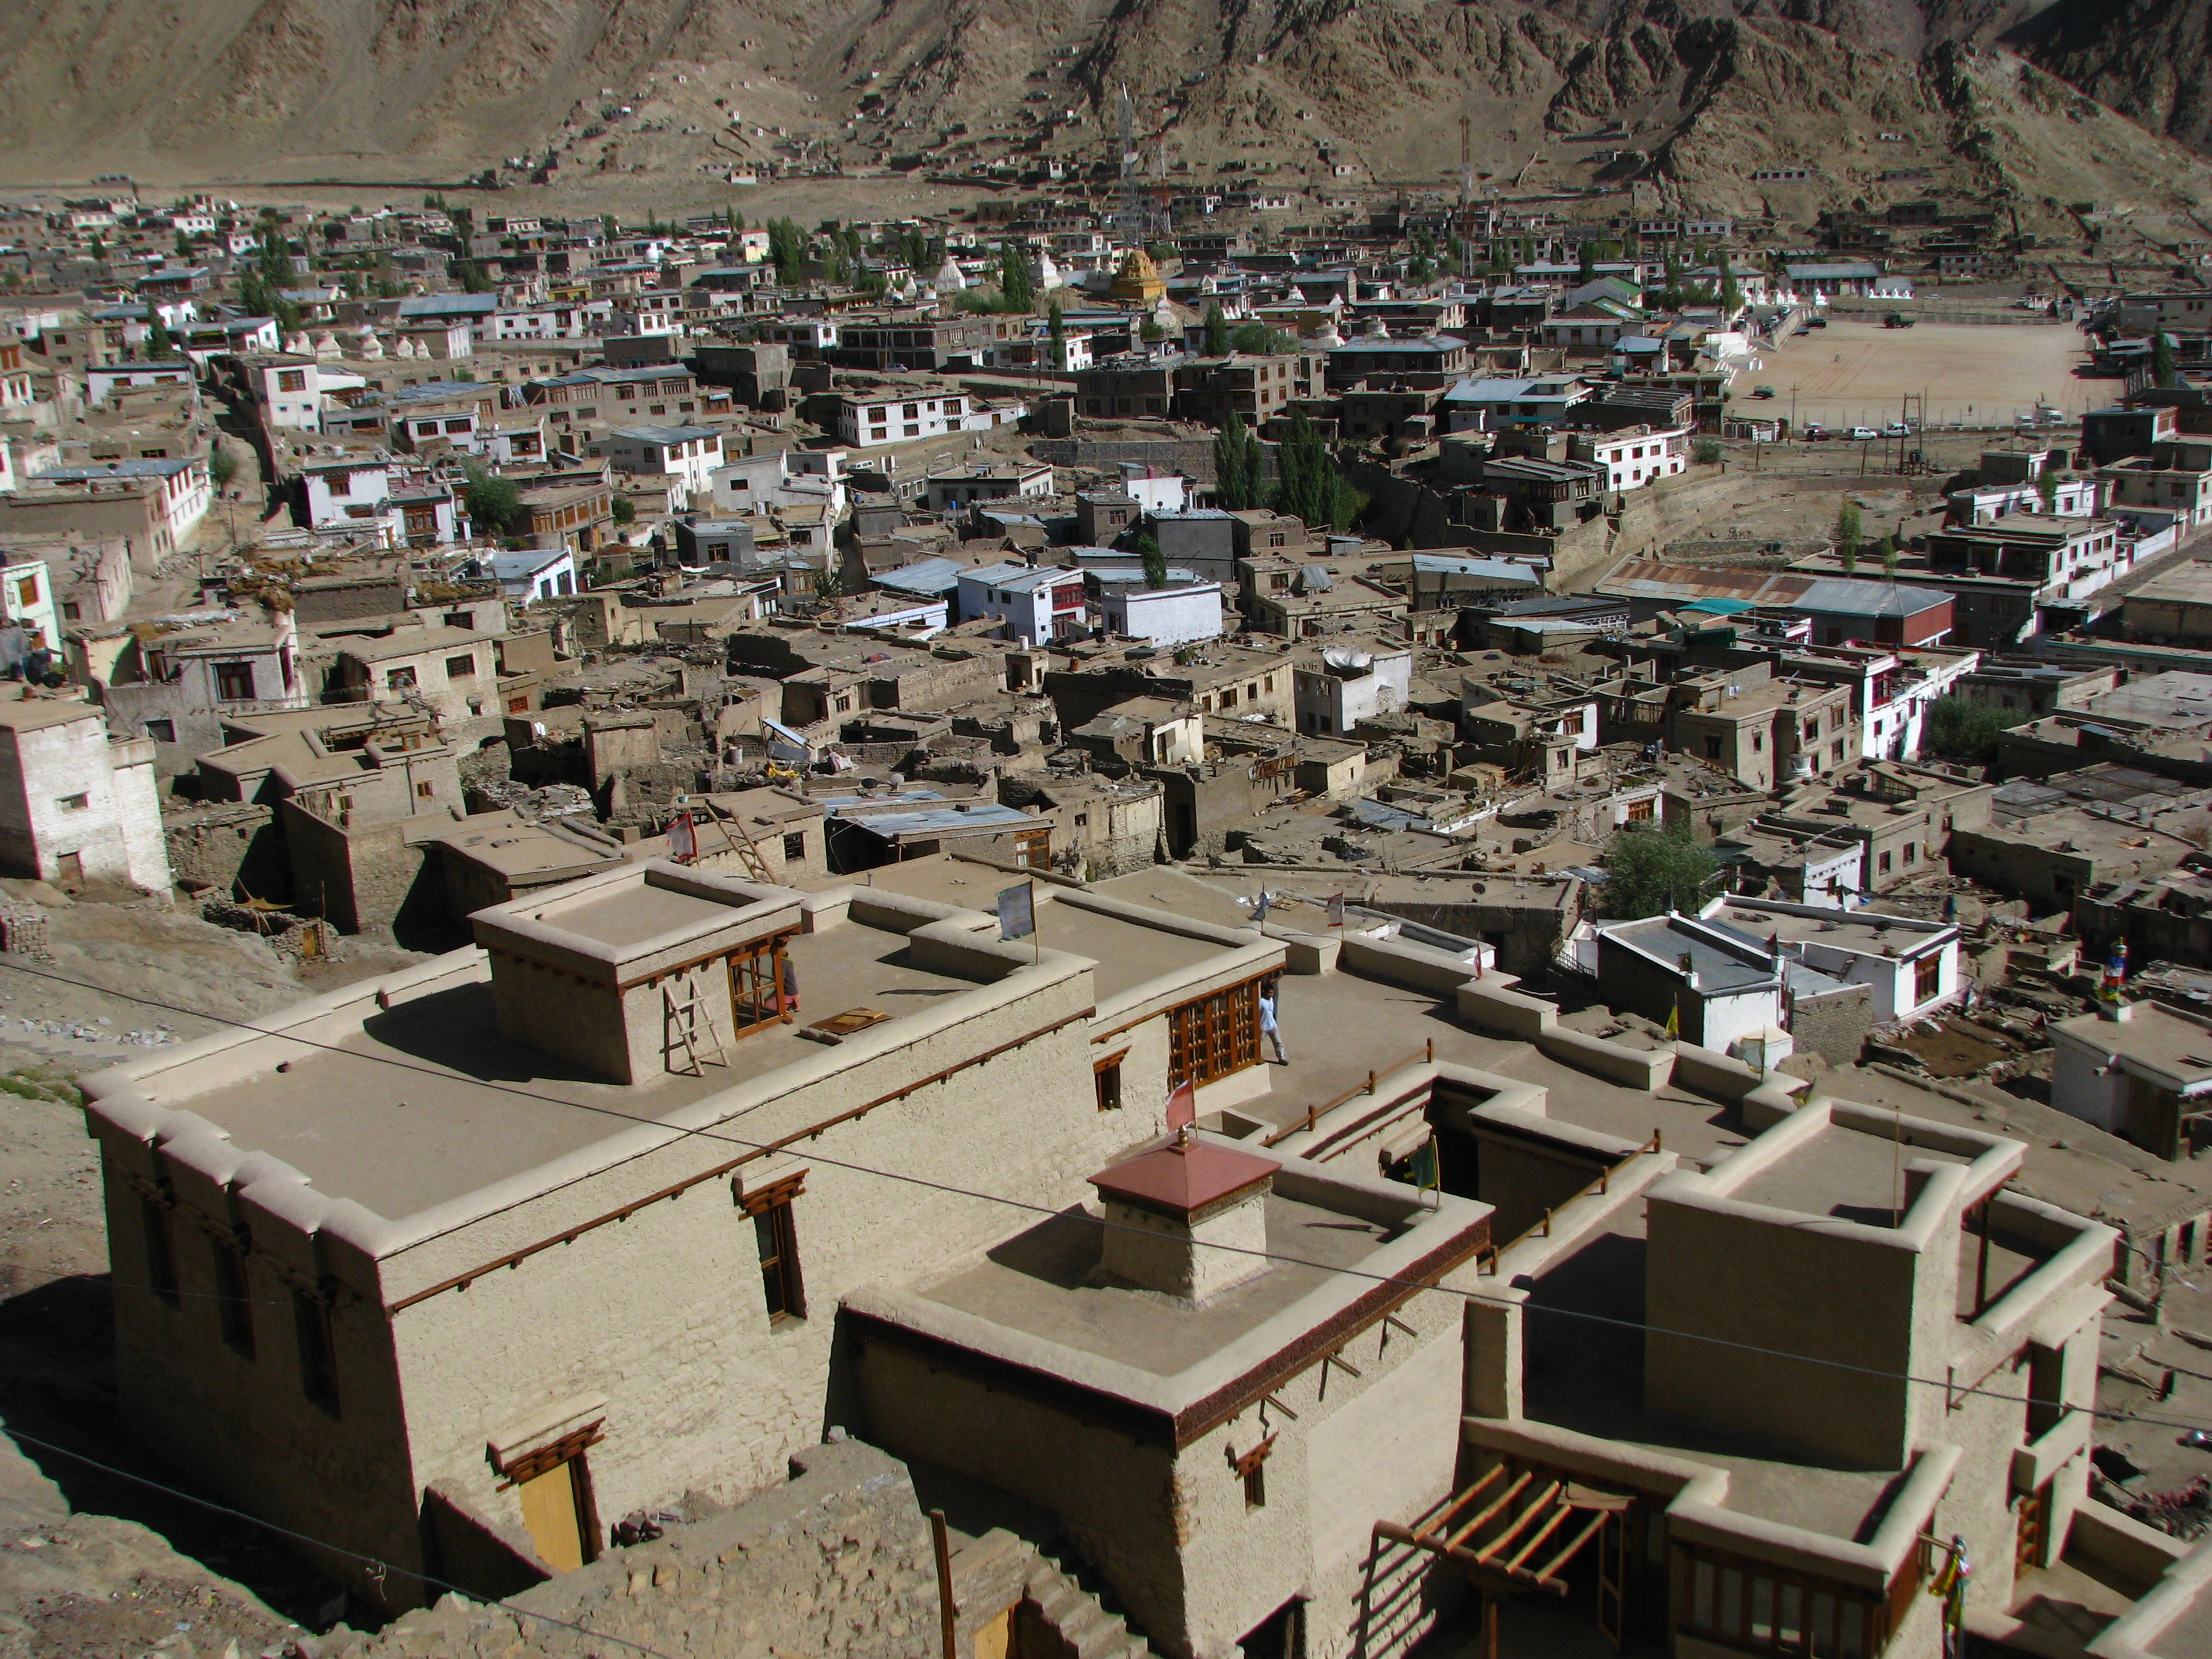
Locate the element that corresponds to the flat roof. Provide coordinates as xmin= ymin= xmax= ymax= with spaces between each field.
xmin=166 ymin=918 xmax=989 ymax=1216
xmin=910 ymin=1189 xmax=1395 ymax=1376
xmin=2053 ymin=1002 xmax=2212 ymax=1086
xmin=1708 ymin=899 xmax=1952 ymax=956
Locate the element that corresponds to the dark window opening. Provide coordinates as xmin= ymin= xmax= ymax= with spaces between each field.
xmin=214 ymin=1236 xmax=254 ymax=1357
xmin=141 ymin=1195 xmax=178 ymax=1307
xmin=294 ymin=1289 xmax=340 ymax=1415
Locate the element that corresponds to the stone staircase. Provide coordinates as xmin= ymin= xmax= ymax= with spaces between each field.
xmin=1020 ymin=1546 xmax=1162 ymax=1659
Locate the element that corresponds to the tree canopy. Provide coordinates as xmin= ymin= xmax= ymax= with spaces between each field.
xmin=1213 ymin=410 xmax=1265 ymax=511
xmin=1202 ymin=301 xmax=1230 ymax=356
xmin=1923 ymin=695 xmax=2026 ymax=769
xmin=1597 ymin=823 xmax=1719 ymax=919
xmin=1273 ymin=410 xmax=1364 ymax=532
xmin=462 ymin=466 xmax=527 ymax=540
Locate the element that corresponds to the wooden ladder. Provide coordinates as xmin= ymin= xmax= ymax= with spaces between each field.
xmin=695 ymin=797 xmax=775 ymax=883
xmin=663 ymin=982 xmax=729 ymax=1076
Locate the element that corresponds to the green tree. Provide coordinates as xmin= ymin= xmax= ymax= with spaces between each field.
xmin=1273 ymin=409 xmax=1364 ymax=531
xmin=2154 ymin=330 xmax=2179 ymax=389
xmin=611 ymin=495 xmax=636 ymax=525
xmin=1229 ymin=321 xmax=1295 ymax=355
xmin=1834 ymin=499 xmax=1862 ymax=571
xmin=1138 ymin=531 xmax=1167 ymax=590
xmin=812 ymin=564 xmax=844 ymax=607
xmin=1598 ymin=823 xmax=1718 ymax=919
xmin=1692 ymin=438 xmax=1722 ymax=465
xmin=462 ymin=466 xmax=527 ymax=540
xmin=457 ymin=260 xmax=492 ymax=294
xmin=1202 ymin=300 xmax=1230 ymax=356
xmin=1214 ymin=409 xmax=1265 ymax=511
xmin=1661 ymin=241 xmax=1684 ymax=306
xmin=1880 ymin=532 xmax=1900 ymax=577
xmin=1139 ymin=316 xmax=1166 ymax=342
xmin=1719 ymin=259 xmax=1743 ymax=312
xmin=1577 ymin=241 xmax=1596 ymax=282
xmin=144 ymin=310 xmax=173 ymax=361
xmin=1048 ymin=299 xmax=1065 ymax=342
xmin=997 ymin=243 xmax=1035 ymax=313
xmin=87 ymin=233 xmax=106 ymax=262
xmin=2036 ymin=468 xmax=2060 ymax=512
xmin=175 ymin=230 xmax=192 ymax=259
xmin=208 ymin=441 xmax=239 ymax=491
xmin=1924 ymin=695 xmax=2026 ymax=769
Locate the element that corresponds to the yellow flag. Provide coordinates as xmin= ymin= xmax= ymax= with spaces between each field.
xmin=1664 ymin=1002 xmax=1680 ymax=1038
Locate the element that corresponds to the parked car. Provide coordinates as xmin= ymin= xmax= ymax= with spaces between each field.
xmin=1752 ymin=384 xmax=1777 ymax=399
xmin=1803 ymin=424 xmax=1832 ymax=441
xmin=1804 ymin=315 xmax=1828 ymax=329
xmin=1849 ymin=426 xmax=1880 ymax=441
xmin=1885 ymin=422 xmax=1913 ymax=436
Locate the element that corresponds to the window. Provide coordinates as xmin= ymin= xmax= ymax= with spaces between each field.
xmin=1679 ymin=1543 xmax=1878 ymax=1658
xmin=415 ymin=780 xmax=436 ymax=800
xmin=144 ymin=719 xmax=175 ymax=743
xmin=1752 ymin=733 xmax=1763 ymax=753
xmin=1626 ymin=797 xmax=1656 ymax=822
xmin=57 ymin=792 xmax=89 ymax=812
xmin=215 ymin=660 xmax=255 ymax=701
xmin=213 ymin=1233 xmax=254 ymax=1357
xmin=15 ymin=575 xmax=36 ymax=607
xmin=745 ymin=1180 xmax=806 ymax=1325
xmin=445 ymin=654 xmax=477 ymax=679
xmin=1914 ymin=952 xmax=1941 ymax=1006
xmin=277 ymin=369 xmax=306 ymax=392
xmin=1168 ymin=978 xmax=1262 ymax=1088
xmin=1903 ymin=842 xmax=1917 ymax=865
xmin=782 ymin=832 xmax=806 ymax=861
xmin=294 ymin=1288 xmax=340 ymax=1414
xmin=1704 ymin=736 xmax=1722 ymax=760
xmin=140 ymin=1193 xmax=178 ymax=1307
xmin=386 ymin=665 xmax=418 ymax=689
xmin=1094 ymin=1049 xmax=1127 ymax=1112
xmin=1235 ymin=1436 xmax=1274 ymax=1509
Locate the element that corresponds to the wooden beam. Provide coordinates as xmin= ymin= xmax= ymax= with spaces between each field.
xmin=1444 ymin=1471 xmax=1532 ymax=1552
xmin=1466 ymin=1480 xmax=1559 ymax=1563
xmin=1532 ymin=1509 xmax=1614 ymax=1586
xmin=1412 ymin=1465 xmax=1507 ymax=1544
xmin=1373 ymin=1521 xmax=1570 ymax=1599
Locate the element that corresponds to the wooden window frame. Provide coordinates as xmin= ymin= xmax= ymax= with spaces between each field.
xmin=492 ymin=1420 xmax=605 ymax=1571
xmin=1234 ymin=1435 xmax=1275 ymax=1510
xmin=1673 ymin=1540 xmax=1889 ymax=1659
xmin=726 ymin=928 xmax=799 ymax=1035
xmin=1094 ymin=1048 xmax=1128 ymax=1113
xmin=741 ymin=1174 xmax=807 ymax=1326
xmin=1168 ymin=976 xmax=1264 ymax=1089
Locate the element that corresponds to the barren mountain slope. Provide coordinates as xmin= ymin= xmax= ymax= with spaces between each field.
xmin=2012 ymin=0 xmax=2212 ymax=158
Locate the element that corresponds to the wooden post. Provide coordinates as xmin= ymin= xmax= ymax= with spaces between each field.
xmin=930 ymin=1508 xmax=957 ymax=1659
xmin=1482 ymin=1593 xmax=1498 ymax=1659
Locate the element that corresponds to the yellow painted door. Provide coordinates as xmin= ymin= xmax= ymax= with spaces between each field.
xmin=975 ymin=1603 xmax=1015 ymax=1659
xmin=517 ymin=1460 xmax=585 ymax=1573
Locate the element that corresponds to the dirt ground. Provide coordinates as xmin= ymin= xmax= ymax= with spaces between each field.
xmin=1757 ymin=318 xmax=2100 ymax=432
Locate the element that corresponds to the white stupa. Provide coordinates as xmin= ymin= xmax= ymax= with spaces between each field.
xmin=1032 ymin=251 xmax=1062 ymax=291
xmin=283 ymin=332 xmax=312 ymax=354
xmin=933 ymin=256 xmax=967 ymax=293
xmin=353 ymin=325 xmax=384 ymax=359
xmin=311 ymin=329 xmax=342 ymax=359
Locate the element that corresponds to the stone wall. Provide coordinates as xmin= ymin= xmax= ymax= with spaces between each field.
xmin=327 ymin=1442 xmax=947 ymax=1659
xmin=1789 ymin=981 xmax=1874 ymax=1065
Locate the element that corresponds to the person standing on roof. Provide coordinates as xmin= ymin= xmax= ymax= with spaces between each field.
xmin=1259 ymin=977 xmax=1286 ymax=1065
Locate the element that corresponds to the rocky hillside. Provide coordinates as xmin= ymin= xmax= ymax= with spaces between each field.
xmin=0 ymin=0 xmax=2208 ymax=268
xmin=2011 ymin=0 xmax=2212 ymax=158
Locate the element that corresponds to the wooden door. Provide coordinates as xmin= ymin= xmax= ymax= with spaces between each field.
xmin=974 ymin=1603 xmax=1016 ymax=1659
xmin=518 ymin=1458 xmax=588 ymax=1574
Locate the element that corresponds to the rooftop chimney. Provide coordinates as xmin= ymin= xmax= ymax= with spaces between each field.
xmin=1088 ymin=1134 xmax=1279 ymax=1304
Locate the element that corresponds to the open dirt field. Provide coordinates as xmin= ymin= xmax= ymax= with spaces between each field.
xmin=1756 ymin=319 xmax=2102 ymax=432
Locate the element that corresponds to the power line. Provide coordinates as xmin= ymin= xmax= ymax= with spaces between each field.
xmin=0 ymin=1423 xmax=684 ymax=1659
xmin=5 ymin=954 xmax=2207 ymax=1435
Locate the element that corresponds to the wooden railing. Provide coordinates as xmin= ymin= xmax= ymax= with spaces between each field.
xmin=1477 ymin=1130 xmax=1664 ymax=1275
xmin=1262 ymin=1038 xmax=1435 ymax=1149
